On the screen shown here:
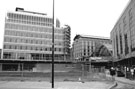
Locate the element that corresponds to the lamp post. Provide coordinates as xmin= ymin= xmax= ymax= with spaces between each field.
xmin=51 ymin=0 xmax=55 ymax=88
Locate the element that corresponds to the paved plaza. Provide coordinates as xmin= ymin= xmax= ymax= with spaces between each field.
xmin=0 ymin=81 xmax=113 ymax=89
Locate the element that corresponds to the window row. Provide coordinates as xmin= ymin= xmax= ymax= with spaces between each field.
xmin=7 ymin=19 xmax=52 ymax=27
xmin=4 ymin=45 xmax=64 ymax=52
xmin=4 ymin=37 xmax=64 ymax=46
xmin=7 ymin=13 xmax=53 ymax=23
xmin=5 ymin=30 xmax=64 ymax=40
xmin=5 ymin=23 xmax=64 ymax=34
xmin=3 ymin=52 xmax=65 ymax=60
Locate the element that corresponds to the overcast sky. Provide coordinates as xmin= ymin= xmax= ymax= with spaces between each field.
xmin=0 ymin=0 xmax=129 ymax=48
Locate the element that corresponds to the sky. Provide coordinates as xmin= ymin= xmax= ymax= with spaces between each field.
xmin=0 ymin=0 xmax=129 ymax=48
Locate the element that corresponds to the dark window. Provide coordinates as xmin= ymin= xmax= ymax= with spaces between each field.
xmin=55 ymin=48 xmax=57 ymax=51
xmin=119 ymin=34 xmax=123 ymax=54
xmin=50 ymin=48 xmax=52 ymax=51
xmin=116 ymin=35 xmax=119 ymax=56
xmin=124 ymin=34 xmax=129 ymax=55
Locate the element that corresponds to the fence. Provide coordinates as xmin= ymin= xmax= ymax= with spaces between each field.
xmin=0 ymin=63 xmax=110 ymax=82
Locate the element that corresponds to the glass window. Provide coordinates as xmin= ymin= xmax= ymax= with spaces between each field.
xmin=50 ymin=48 xmax=52 ymax=51
xmin=59 ymin=48 xmax=61 ymax=52
xmin=14 ymin=45 xmax=17 ymax=49
xmin=4 ymin=45 xmax=6 ymax=49
xmin=55 ymin=48 xmax=57 ymax=51
xmin=31 ymin=40 xmax=33 ymax=44
xmin=22 ymin=46 xmax=26 ymax=50
xmin=20 ymin=46 xmax=22 ymax=50
xmin=45 ymin=48 xmax=47 ymax=51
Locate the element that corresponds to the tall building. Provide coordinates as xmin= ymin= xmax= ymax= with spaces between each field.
xmin=1 ymin=8 xmax=71 ymax=71
xmin=72 ymin=34 xmax=112 ymax=62
xmin=111 ymin=0 xmax=135 ymax=67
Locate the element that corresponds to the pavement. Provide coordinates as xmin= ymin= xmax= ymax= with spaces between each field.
xmin=0 ymin=81 xmax=113 ymax=89
xmin=109 ymin=76 xmax=135 ymax=89
xmin=105 ymin=72 xmax=135 ymax=85
xmin=2 ymin=74 xmax=135 ymax=89
xmin=115 ymin=76 xmax=135 ymax=86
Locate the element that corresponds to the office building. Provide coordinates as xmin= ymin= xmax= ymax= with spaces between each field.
xmin=1 ymin=8 xmax=71 ymax=71
xmin=111 ymin=0 xmax=135 ymax=68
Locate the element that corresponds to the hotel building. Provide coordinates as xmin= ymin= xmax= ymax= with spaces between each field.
xmin=72 ymin=34 xmax=112 ymax=62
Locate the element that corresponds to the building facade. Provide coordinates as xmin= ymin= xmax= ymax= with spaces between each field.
xmin=0 ymin=8 xmax=71 ymax=71
xmin=2 ymin=8 xmax=70 ymax=61
xmin=72 ymin=34 xmax=112 ymax=62
xmin=111 ymin=0 xmax=135 ymax=66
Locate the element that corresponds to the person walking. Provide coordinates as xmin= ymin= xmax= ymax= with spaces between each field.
xmin=133 ymin=68 xmax=135 ymax=80
xmin=130 ymin=68 xmax=134 ymax=80
xmin=110 ymin=67 xmax=116 ymax=81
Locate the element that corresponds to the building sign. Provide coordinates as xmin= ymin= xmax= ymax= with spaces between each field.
xmin=89 ymin=57 xmax=108 ymax=62
xmin=90 ymin=57 xmax=102 ymax=60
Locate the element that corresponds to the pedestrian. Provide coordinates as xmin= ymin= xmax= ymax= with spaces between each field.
xmin=133 ymin=68 xmax=135 ymax=80
xmin=130 ymin=68 xmax=134 ymax=80
xmin=110 ymin=67 xmax=116 ymax=81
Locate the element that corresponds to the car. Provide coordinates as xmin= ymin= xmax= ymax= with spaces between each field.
xmin=117 ymin=70 xmax=125 ymax=77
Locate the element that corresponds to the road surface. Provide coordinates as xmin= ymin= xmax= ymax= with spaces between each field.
xmin=0 ymin=81 xmax=112 ymax=89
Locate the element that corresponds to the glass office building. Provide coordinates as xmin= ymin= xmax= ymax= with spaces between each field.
xmin=2 ymin=8 xmax=70 ymax=64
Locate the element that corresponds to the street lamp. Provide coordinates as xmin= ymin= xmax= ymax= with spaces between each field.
xmin=51 ymin=0 xmax=55 ymax=88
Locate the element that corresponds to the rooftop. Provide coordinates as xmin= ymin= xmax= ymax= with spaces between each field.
xmin=16 ymin=7 xmax=47 ymax=16
xmin=74 ymin=34 xmax=110 ymax=41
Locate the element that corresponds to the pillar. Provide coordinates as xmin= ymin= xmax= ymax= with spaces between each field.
xmin=0 ymin=63 xmax=2 ymax=71
xmin=18 ymin=63 xmax=21 ymax=71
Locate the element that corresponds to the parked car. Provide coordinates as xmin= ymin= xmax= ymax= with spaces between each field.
xmin=117 ymin=70 xmax=125 ymax=77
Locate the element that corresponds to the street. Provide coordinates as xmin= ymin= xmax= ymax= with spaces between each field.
xmin=0 ymin=81 xmax=113 ymax=89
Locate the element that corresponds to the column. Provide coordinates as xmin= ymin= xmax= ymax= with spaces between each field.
xmin=18 ymin=63 xmax=21 ymax=71
xmin=0 ymin=63 xmax=2 ymax=71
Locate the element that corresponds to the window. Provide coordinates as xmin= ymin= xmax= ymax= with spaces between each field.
xmin=35 ymin=47 xmax=38 ymax=51
xmin=40 ymin=47 xmax=43 ymax=51
xmin=22 ymin=46 xmax=26 ymax=50
xmin=18 ymin=45 xmax=22 ymax=49
xmin=11 ymin=45 xmax=15 ymax=49
xmin=55 ymin=48 xmax=57 ymax=51
xmin=27 ymin=46 xmax=31 ymax=50
xmin=21 ymin=39 xmax=25 ymax=43
xmin=123 ymin=16 xmax=127 ymax=28
xmin=50 ymin=48 xmax=52 ymax=51
xmin=4 ymin=45 xmax=6 ymax=49
xmin=36 ymin=40 xmax=38 ymax=44
xmin=27 ymin=39 xmax=31 ymax=44
xmin=124 ymin=34 xmax=129 ymax=55
xmin=17 ymin=45 xmax=19 ymax=49
xmin=31 ymin=40 xmax=33 ymax=44
xmin=33 ymin=40 xmax=37 ymax=44
xmin=4 ymin=37 xmax=9 ymax=42
xmin=45 ymin=48 xmax=47 ymax=51
xmin=119 ymin=34 xmax=123 ymax=54
xmin=59 ymin=48 xmax=61 ymax=52
xmin=26 ymin=39 xmax=28 ymax=43
xmin=16 ymin=39 xmax=19 ymax=43
xmin=14 ymin=45 xmax=17 ymax=49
